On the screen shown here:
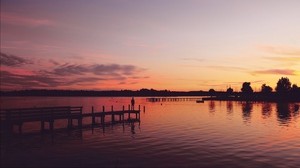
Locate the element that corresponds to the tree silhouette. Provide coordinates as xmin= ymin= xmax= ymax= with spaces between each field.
xmin=291 ymin=84 xmax=299 ymax=92
xmin=291 ymin=84 xmax=300 ymax=99
xmin=226 ymin=87 xmax=233 ymax=95
xmin=275 ymin=77 xmax=291 ymax=94
xmin=241 ymin=82 xmax=253 ymax=94
xmin=208 ymin=88 xmax=215 ymax=97
xmin=209 ymin=88 xmax=215 ymax=93
xmin=261 ymin=84 xmax=272 ymax=94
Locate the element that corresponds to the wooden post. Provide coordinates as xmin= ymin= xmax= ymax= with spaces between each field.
xmin=143 ymin=106 xmax=146 ymax=112
xmin=41 ymin=121 xmax=45 ymax=132
xmin=50 ymin=121 xmax=54 ymax=132
xmin=122 ymin=106 xmax=125 ymax=122
xmin=111 ymin=106 xmax=114 ymax=123
xmin=67 ymin=106 xmax=71 ymax=129
xmin=18 ymin=123 xmax=23 ymax=134
xmin=79 ymin=107 xmax=83 ymax=128
xmin=92 ymin=106 xmax=95 ymax=125
xmin=128 ymin=104 xmax=131 ymax=119
xmin=78 ymin=118 xmax=82 ymax=128
xmin=68 ymin=118 xmax=71 ymax=129
xmin=102 ymin=106 xmax=105 ymax=124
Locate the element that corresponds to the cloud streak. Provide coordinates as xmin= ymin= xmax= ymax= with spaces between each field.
xmin=263 ymin=56 xmax=300 ymax=62
xmin=0 ymin=71 xmax=62 ymax=89
xmin=181 ymin=57 xmax=204 ymax=62
xmin=50 ymin=63 xmax=145 ymax=77
xmin=252 ymin=69 xmax=296 ymax=76
xmin=0 ymin=52 xmax=147 ymax=90
xmin=260 ymin=45 xmax=300 ymax=56
xmin=0 ymin=52 xmax=32 ymax=66
xmin=207 ymin=65 xmax=247 ymax=71
xmin=2 ymin=12 xmax=55 ymax=27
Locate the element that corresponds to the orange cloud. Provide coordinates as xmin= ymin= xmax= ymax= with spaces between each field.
xmin=263 ymin=56 xmax=300 ymax=62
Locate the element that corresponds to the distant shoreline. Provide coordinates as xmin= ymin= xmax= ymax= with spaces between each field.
xmin=1 ymin=89 xmax=300 ymax=102
xmin=203 ymin=96 xmax=300 ymax=103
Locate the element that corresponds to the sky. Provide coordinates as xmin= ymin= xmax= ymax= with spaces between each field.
xmin=1 ymin=0 xmax=300 ymax=91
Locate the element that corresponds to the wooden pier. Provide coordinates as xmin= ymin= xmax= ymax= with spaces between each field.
xmin=146 ymin=97 xmax=202 ymax=102
xmin=0 ymin=105 xmax=142 ymax=134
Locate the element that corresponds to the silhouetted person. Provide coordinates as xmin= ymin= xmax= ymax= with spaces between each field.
xmin=131 ymin=97 xmax=135 ymax=110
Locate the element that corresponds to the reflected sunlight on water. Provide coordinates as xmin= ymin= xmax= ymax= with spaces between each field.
xmin=1 ymin=97 xmax=300 ymax=167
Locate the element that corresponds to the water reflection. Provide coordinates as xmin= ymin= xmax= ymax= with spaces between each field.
xmin=293 ymin=104 xmax=299 ymax=118
xmin=1 ymin=129 xmax=83 ymax=154
xmin=226 ymin=101 xmax=233 ymax=113
xmin=209 ymin=101 xmax=215 ymax=113
xmin=241 ymin=102 xmax=253 ymax=123
xmin=1 ymin=97 xmax=300 ymax=168
xmin=275 ymin=103 xmax=299 ymax=125
xmin=261 ymin=103 xmax=272 ymax=119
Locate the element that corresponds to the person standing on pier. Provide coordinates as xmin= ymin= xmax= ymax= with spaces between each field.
xmin=131 ymin=97 xmax=135 ymax=110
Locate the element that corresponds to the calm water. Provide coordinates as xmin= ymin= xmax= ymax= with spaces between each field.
xmin=1 ymin=97 xmax=300 ymax=168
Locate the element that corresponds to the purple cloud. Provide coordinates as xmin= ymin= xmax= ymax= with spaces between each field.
xmin=0 ymin=52 xmax=147 ymax=90
xmin=0 ymin=52 xmax=32 ymax=66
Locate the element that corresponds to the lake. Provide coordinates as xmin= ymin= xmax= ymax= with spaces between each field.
xmin=1 ymin=97 xmax=300 ymax=168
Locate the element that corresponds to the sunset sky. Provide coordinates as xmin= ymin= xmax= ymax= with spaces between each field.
xmin=1 ymin=0 xmax=300 ymax=91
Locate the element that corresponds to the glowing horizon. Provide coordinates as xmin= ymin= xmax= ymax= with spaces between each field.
xmin=1 ymin=0 xmax=300 ymax=91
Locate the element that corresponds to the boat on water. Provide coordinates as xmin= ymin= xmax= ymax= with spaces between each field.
xmin=196 ymin=99 xmax=204 ymax=103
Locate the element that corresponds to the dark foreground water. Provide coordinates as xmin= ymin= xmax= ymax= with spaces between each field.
xmin=1 ymin=97 xmax=300 ymax=168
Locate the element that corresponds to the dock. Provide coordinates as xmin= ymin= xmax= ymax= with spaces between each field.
xmin=146 ymin=97 xmax=202 ymax=102
xmin=0 ymin=105 xmax=143 ymax=134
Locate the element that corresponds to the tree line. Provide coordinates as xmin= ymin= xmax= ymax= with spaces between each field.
xmin=1 ymin=77 xmax=299 ymax=101
xmin=208 ymin=77 xmax=300 ymax=101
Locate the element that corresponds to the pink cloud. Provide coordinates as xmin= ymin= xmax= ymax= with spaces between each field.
xmin=1 ymin=66 xmax=36 ymax=76
xmin=252 ymin=69 xmax=296 ymax=76
xmin=2 ymin=12 xmax=55 ymax=27
xmin=0 ymin=52 xmax=148 ymax=90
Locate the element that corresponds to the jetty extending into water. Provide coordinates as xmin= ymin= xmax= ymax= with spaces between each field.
xmin=0 ymin=105 xmax=143 ymax=134
xmin=146 ymin=97 xmax=202 ymax=102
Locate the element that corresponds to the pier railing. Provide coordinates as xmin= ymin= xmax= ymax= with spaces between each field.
xmin=0 ymin=105 xmax=143 ymax=134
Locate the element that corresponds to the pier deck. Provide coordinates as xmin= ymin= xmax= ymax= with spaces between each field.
xmin=0 ymin=105 xmax=142 ymax=134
